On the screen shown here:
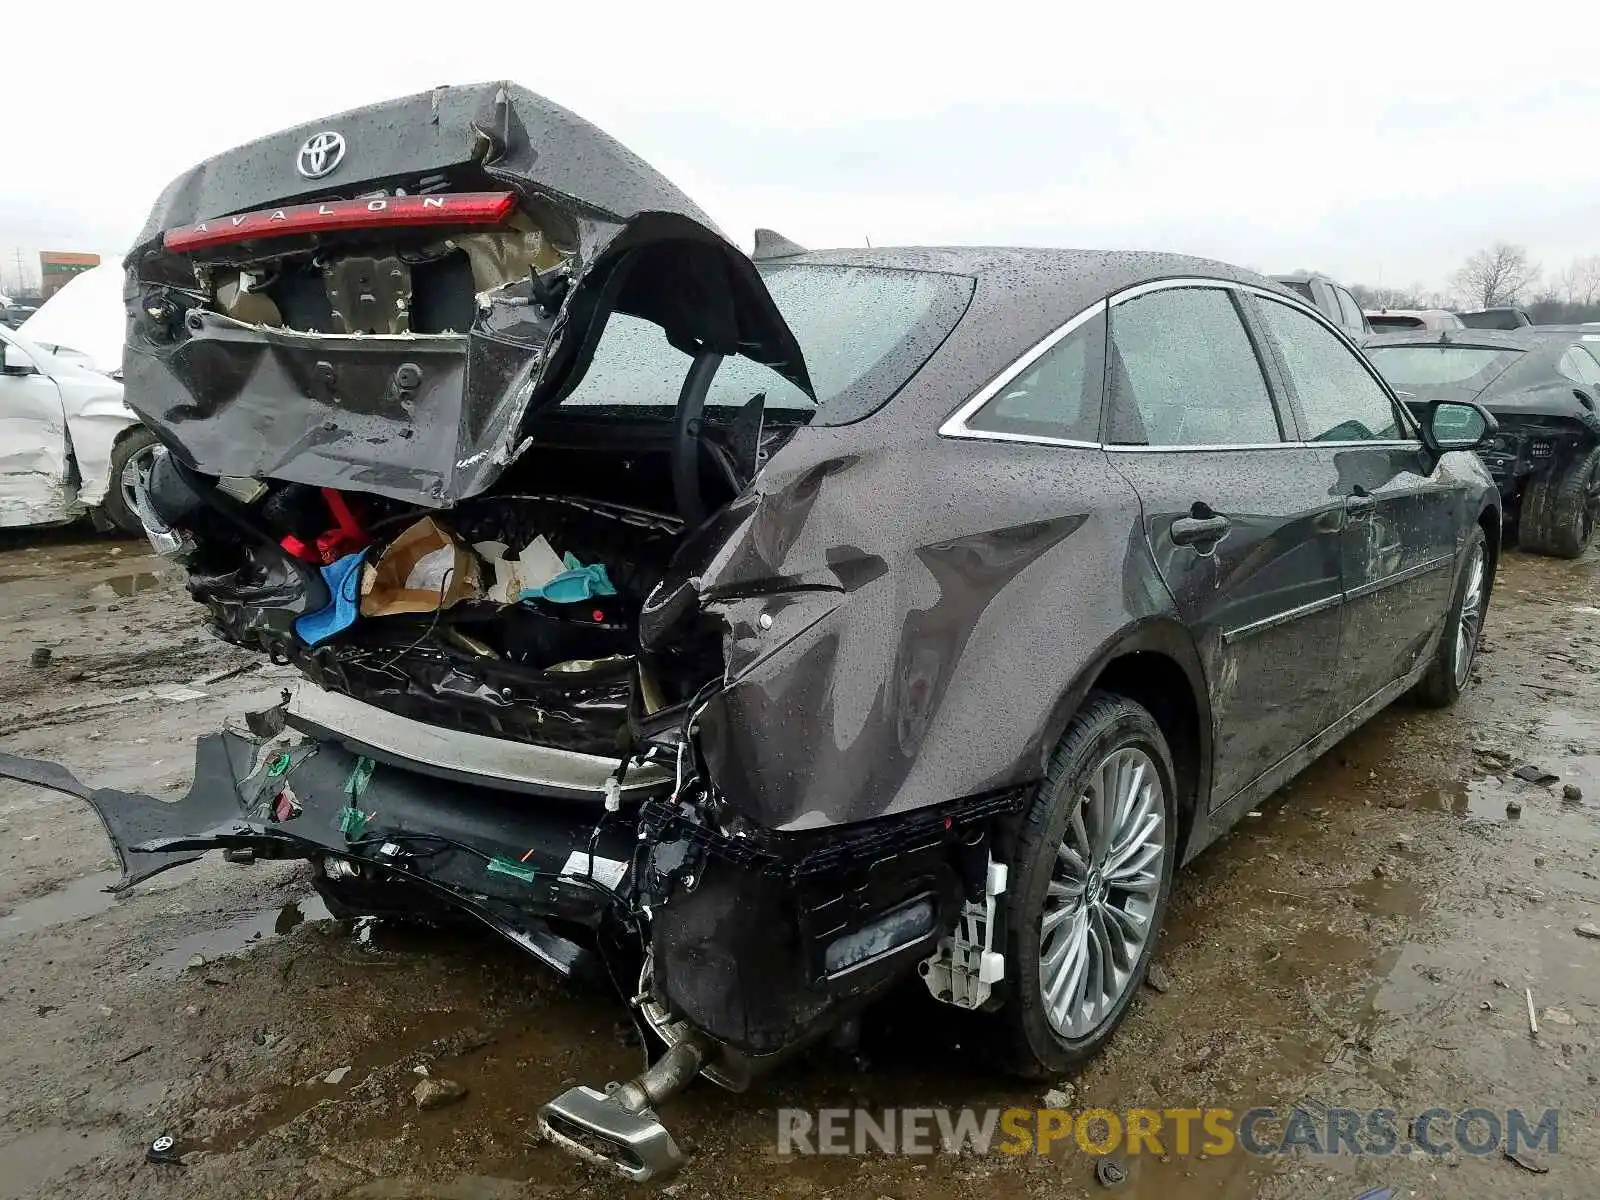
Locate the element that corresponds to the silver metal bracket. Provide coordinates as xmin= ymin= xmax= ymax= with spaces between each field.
xmin=920 ymin=857 xmax=1008 ymax=1009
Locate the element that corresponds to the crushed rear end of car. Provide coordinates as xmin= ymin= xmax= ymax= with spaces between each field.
xmin=0 ymin=82 xmax=1015 ymax=1181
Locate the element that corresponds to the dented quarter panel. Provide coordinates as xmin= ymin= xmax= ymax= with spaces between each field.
xmin=693 ymin=422 xmax=1155 ymax=831
xmin=668 ymin=250 xmax=1273 ymax=833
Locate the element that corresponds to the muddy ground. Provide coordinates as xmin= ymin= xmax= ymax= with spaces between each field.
xmin=0 ymin=527 xmax=1596 ymax=1200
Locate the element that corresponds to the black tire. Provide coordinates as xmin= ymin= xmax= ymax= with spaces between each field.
xmin=1414 ymin=526 xmax=1490 ymax=709
xmin=1517 ymin=444 xmax=1600 ymax=558
xmin=100 ymin=427 xmax=160 ymax=536
xmin=995 ymin=692 xmax=1178 ymax=1078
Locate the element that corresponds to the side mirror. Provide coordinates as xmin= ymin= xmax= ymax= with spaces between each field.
xmin=0 ymin=341 xmax=36 ymax=376
xmin=1421 ymin=399 xmax=1497 ymax=455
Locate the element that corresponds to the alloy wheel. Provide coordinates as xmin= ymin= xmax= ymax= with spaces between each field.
xmin=1038 ymin=746 xmax=1166 ymax=1039
xmin=118 ymin=443 xmax=158 ymax=519
xmin=1453 ymin=544 xmax=1486 ymax=688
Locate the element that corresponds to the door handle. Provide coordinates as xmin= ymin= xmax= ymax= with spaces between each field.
xmin=1170 ymin=513 xmax=1232 ymax=546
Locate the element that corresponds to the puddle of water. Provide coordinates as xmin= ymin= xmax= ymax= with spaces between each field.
xmin=0 ymin=871 xmax=121 ymax=941
xmin=146 ymin=896 xmax=333 ymax=973
xmin=1349 ymin=874 xmax=1425 ymax=918
xmin=106 ymin=570 xmax=159 ymax=598
xmin=0 ymin=1126 xmax=119 ymax=1200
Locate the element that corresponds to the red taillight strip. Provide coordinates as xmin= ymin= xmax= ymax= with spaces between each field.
xmin=163 ymin=191 xmax=517 ymax=253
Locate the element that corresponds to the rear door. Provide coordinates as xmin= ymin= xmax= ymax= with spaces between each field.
xmin=1102 ymin=281 xmax=1346 ymax=806
xmin=0 ymin=328 xmax=73 ymax=528
xmin=1251 ymin=295 xmax=1459 ymax=715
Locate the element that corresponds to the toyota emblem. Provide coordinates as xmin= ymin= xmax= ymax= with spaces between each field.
xmin=296 ymin=131 xmax=346 ymax=180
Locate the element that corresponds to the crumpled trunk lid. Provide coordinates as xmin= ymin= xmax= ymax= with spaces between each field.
xmin=125 ymin=81 xmax=811 ymax=506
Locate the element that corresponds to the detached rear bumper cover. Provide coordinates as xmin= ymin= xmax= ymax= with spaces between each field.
xmin=0 ymin=731 xmax=633 ymax=976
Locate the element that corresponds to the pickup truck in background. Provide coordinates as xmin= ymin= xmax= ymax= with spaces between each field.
xmin=1269 ymin=272 xmax=1371 ymax=339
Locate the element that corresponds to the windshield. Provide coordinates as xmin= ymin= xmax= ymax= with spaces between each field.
xmin=1365 ymin=344 xmax=1524 ymax=394
xmin=1277 ymin=280 xmax=1315 ymax=302
xmin=563 ymin=263 xmax=973 ymax=423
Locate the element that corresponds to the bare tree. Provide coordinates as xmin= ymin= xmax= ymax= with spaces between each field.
xmin=1556 ymin=255 xmax=1600 ymax=306
xmin=1453 ymin=243 xmax=1540 ymax=308
xmin=1350 ymin=282 xmax=1429 ymax=310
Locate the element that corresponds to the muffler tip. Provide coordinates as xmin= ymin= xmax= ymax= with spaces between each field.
xmin=538 ymin=1085 xmax=685 ymax=1183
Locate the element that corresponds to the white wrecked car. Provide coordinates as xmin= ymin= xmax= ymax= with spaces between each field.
xmin=18 ymin=263 xmax=127 ymax=378
xmin=0 ymin=322 xmax=153 ymax=533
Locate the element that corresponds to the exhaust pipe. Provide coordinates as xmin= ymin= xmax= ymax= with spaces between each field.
xmin=537 ymin=1026 xmax=708 ymax=1182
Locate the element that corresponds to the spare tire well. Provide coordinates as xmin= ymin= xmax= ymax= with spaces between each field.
xmin=1086 ymin=652 xmax=1202 ymax=850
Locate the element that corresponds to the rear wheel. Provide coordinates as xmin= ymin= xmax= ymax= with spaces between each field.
xmin=1415 ymin=527 xmax=1489 ymax=709
xmin=1517 ymin=444 xmax=1600 ymax=558
xmin=100 ymin=427 xmax=160 ymax=536
xmin=995 ymin=693 xmax=1177 ymax=1078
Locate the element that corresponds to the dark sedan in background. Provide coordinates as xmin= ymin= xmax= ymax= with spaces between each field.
xmin=0 ymin=81 xmax=1507 ymax=1181
xmin=1364 ymin=328 xmax=1600 ymax=557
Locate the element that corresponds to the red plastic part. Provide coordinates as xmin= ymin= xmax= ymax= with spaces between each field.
xmin=163 ymin=191 xmax=517 ymax=253
xmin=279 ymin=490 xmax=370 ymax=566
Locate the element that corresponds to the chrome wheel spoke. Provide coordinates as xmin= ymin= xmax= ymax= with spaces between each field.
xmin=1102 ymin=896 xmax=1148 ymax=948
xmin=1105 ymin=835 xmax=1162 ymax=889
xmin=1044 ymin=911 xmax=1086 ymax=1008
xmin=1056 ymin=840 xmax=1090 ymax=883
xmin=1106 ymin=807 xmax=1160 ymax=875
xmin=1051 ymin=916 xmax=1092 ymax=1027
xmin=1040 ymin=901 xmax=1076 ymax=939
xmin=1067 ymin=803 xmax=1093 ymax=868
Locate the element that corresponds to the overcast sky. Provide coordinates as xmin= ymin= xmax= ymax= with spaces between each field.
xmin=4 ymin=3 xmax=1597 ymax=295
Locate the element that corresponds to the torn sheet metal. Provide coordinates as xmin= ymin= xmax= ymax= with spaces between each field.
xmin=124 ymin=81 xmax=813 ymax=506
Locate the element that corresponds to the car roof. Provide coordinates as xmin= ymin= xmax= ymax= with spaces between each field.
xmin=755 ymin=246 xmax=1297 ymax=430
xmin=763 ymin=244 xmax=1277 ymax=301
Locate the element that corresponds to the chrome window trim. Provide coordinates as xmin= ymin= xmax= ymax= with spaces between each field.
xmin=938 ymin=300 xmax=1107 ymax=443
xmin=1313 ymin=438 xmax=1425 ymax=449
xmin=939 ymin=275 xmax=1427 ymax=451
xmin=1104 ymin=442 xmax=1301 ymax=453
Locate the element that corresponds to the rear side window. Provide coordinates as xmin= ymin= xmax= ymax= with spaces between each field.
xmin=1258 ymin=299 xmax=1404 ymax=442
xmin=1557 ymin=346 xmax=1600 ymax=389
xmin=964 ymin=309 xmax=1106 ymax=441
xmin=1106 ymin=287 xmax=1282 ymax=446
